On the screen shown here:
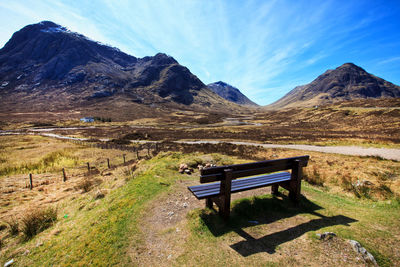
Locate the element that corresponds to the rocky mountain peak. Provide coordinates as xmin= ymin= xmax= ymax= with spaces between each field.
xmin=208 ymin=81 xmax=258 ymax=106
xmin=268 ymin=63 xmax=400 ymax=109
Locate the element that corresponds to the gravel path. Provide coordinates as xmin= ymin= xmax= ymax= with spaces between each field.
xmin=177 ymin=140 xmax=400 ymax=161
xmin=2 ymin=130 xmax=399 ymax=161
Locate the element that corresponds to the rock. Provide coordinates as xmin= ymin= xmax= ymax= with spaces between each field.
xmin=183 ymin=202 xmax=188 ymax=208
xmin=179 ymin=163 xmax=188 ymax=170
xmin=4 ymin=259 xmax=14 ymax=267
xmin=167 ymin=211 xmax=174 ymax=217
xmin=348 ymin=240 xmax=378 ymax=266
xmin=22 ymin=250 xmax=30 ymax=256
xmin=184 ymin=169 xmax=192 ymax=175
xmin=35 ymin=241 xmax=43 ymax=247
xmin=353 ymin=180 xmax=374 ymax=188
xmin=167 ymin=254 xmax=172 ymax=260
xmin=94 ymin=189 xmax=105 ymax=200
xmin=197 ymin=164 xmax=204 ymax=170
xmin=316 ymin=232 xmax=336 ymax=240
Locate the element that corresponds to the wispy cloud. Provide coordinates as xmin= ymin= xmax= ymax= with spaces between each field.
xmin=1 ymin=0 xmax=399 ymax=105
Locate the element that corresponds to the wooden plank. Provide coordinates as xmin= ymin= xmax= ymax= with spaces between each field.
xmin=200 ymin=156 xmax=309 ymax=183
xmin=197 ymin=176 xmax=290 ymax=197
xmin=190 ymin=175 xmax=291 ymax=199
xmin=201 ymin=155 xmax=309 ymax=176
xmin=200 ymin=164 xmax=289 ymax=183
xmin=196 ymin=174 xmax=291 ymax=195
xmin=193 ymin=172 xmax=290 ymax=192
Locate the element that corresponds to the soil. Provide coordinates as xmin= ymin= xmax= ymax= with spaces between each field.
xmin=131 ymin=178 xmax=367 ymax=266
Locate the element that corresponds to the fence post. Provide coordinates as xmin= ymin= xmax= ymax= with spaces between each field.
xmin=29 ymin=173 xmax=33 ymax=190
xmin=107 ymin=158 xmax=110 ymax=169
xmin=62 ymin=168 xmax=67 ymax=182
xmin=87 ymin=162 xmax=90 ymax=173
xmin=136 ymin=148 xmax=140 ymax=160
xmin=123 ymin=154 xmax=126 ymax=164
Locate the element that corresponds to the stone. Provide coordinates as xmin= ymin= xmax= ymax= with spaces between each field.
xmin=94 ymin=190 xmax=105 ymax=200
xmin=316 ymin=232 xmax=336 ymax=240
xmin=348 ymin=240 xmax=378 ymax=266
xmin=22 ymin=250 xmax=30 ymax=256
xmin=4 ymin=259 xmax=14 ymax=267
xmin=183 ymin=202 xmax=188 ymax=208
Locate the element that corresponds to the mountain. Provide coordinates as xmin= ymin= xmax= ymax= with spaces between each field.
xmin=268 ymin=63 xmax=400 ymax=109
xmin=207 ymin=81 xmax=258 ymax=106
xmin=0 ymin=21 xmax=241 ymax=118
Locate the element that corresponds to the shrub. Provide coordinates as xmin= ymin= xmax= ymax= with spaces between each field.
xmin=303 ymin=166 xmax=324 ymax=186
xmin=21 ymin=207 xmax=57 ymax=239
xmin=77 ymin=178 xmax=94 ymax=192
xmin=7 ymin=217 xmax=19 ymax=236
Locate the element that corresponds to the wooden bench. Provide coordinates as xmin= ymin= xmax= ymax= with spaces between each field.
xmin=188 ymin=156 xmax=310 ymax=220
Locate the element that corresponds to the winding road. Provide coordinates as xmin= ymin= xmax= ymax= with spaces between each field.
xmin=1 ymin=129 xmax=399 ymax=161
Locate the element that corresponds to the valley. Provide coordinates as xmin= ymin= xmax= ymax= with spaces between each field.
xmin=1 ymin=20 xmax=400 ymax=267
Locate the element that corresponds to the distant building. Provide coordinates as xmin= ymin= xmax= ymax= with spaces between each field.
xmin=80 ymin=117 xmax=94 ymax=123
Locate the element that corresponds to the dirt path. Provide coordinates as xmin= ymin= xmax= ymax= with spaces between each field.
xmin=131 ymin=180 xmax=365 ymax=267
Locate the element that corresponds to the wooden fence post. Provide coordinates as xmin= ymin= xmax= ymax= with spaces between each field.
xmin=29 ymin=173 xmax=33 ymax=190
xmin=123 ymin=154 xmax=126 ymax=164
xmin=107 ymin=158 xmax=110 ymax=169
xmin=136 ymin=148 xmax=140 ymax=160
xmin=87 ymin=162 xmax=90 ymax=172
xmin=62 ymin=168 xmax=67 ymax=182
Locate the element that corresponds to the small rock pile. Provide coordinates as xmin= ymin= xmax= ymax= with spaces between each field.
xmin=178 ymin=164 xmax=194 ymax=175
xmin=178 ymin=162 xmax=217 ymax=174
xmin=197 ymin=163 xmax=216 ymax=171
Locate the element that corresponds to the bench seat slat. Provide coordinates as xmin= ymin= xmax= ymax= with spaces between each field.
xmin=191 ymin=172 xmax=290 ymax=192
xmin=188 ymin=172 xmax=291 ymax=199
xmin=193 ymin=176 xmax=291 ymax=199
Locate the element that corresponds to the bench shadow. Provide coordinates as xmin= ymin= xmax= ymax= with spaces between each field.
xmin=199 ymin=193 xmax=357 ymax=256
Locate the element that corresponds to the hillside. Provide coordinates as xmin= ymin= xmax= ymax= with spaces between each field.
xmin=0 ymin=21 xmax=243 ymax=119
xmin=268 ymin=63 xmax=400 ymax=109
xmin=208 ymin=81 xmax=258 ymax=106
xmin=0 ymin=136 xmax=399 ymax=266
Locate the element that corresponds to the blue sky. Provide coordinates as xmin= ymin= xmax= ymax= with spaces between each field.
xmin=1 ymin=0 xmax=400 ymax=105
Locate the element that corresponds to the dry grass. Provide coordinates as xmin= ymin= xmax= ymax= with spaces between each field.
xmin=156 ymin=141 xmax=400 ymax=200
xmin=21 ymin=207 xmax=57 ymax=240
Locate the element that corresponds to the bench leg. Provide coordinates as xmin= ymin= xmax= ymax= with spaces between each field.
xmin=290 ymin=160 xmax=302 ymax=204
xmin=271 ymin=184 xmax=279 ymax=195
xmin=220 ymin=196 xmax=231 ymax=221
xmin=206 ymin=198 xmax=213 ymax=209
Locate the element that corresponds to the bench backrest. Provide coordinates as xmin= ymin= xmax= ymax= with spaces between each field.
xmin=200 ymin=155 xmax=309 ymax=183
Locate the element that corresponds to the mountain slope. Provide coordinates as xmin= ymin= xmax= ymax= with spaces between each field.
xmin=0 ymin=21 xmax=242 ymax=117
xmin=207 ymin=81 xmax=258 ymax=106
xmin=268 ymin=63 xmax=400 ymax=109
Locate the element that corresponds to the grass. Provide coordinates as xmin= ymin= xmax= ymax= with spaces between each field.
xmin=0 ymin=135 xmax=138 ymax=178
xmin=0 ymin=135 xmax=399 ymax=266
xmin=180 ymin=184 xmax=400 ymax=266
